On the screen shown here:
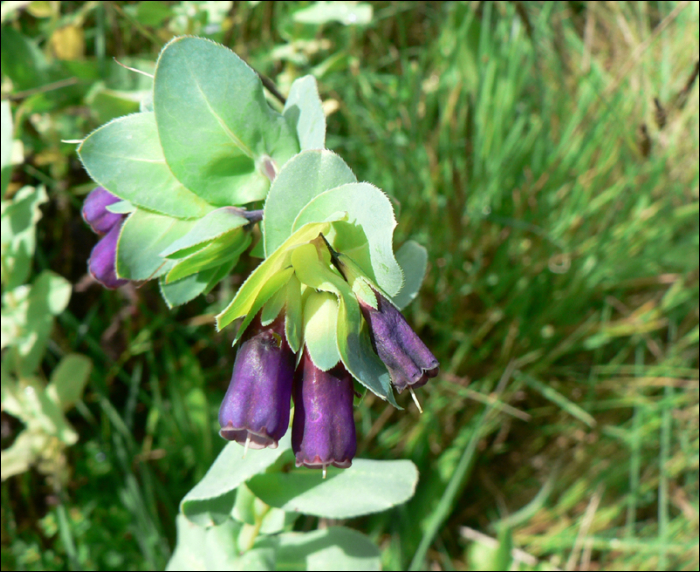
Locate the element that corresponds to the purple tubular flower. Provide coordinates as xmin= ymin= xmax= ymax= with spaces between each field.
xmin=82 ymin=187 xmax=123 ymax=235
xmin=88 ymin=223 xmax=129 ymax=289
xmin=219 ymin=316 xmax=295 ymax=449
xmin=359 ymin=290 xmax=439 ymax=393
xmin=292 ymin=351 xmax=357 ymax=470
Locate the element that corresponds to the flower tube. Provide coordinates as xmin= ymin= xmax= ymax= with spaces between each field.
xmin=219 ymin=315 xmax=295 ymax=449
xmin=358 ymin=288 xmax=439 ymax=394
xmin=292 ymin=350 xmax=357 ymax=474
xmin=82 ymin=187 xmax=124 ymax=235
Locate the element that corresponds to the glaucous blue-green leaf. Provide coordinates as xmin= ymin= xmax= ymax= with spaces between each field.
xmin=263 ymin=150 xmax=356 ymax=256
xmin=1 ymin=186 xmax=47 ymax=289
xmin=78 ymin=112 xmax=214 ymax=219
xmin=181 ymin=433 xmax=291 ymax=526
xmin=292 ymin=182 xmax=403 ymax=296
xmin=154 ymin=37 xmax=299 ymax=206
xmin=283 ymin=75 xmax=326 ymax=151
xmin=301 ymin=291 xmax=340 ymax=371
xmin=46 ymin=354 xmax=91 ymax=411
xmin=160 ymin=207 xmax=250 ymax=258
xmin=392 ymin=240 xmax=428 ymax=310
xmin=116 ymin=209 xmax=196 ymax=281
xmin=167 ymin=516 xmax=248 ymax=571
xmin=256 ymin=527 xmax=380 ymax=571
xmin=166 ymin=230 xmax=250 ymax=283
xmin=247 ymin=459 xmax=418 ymax=519
xmin=159 ymin=268 xmax=218 ymax=309
xmin=216 ymin=222 xmax=329 ymax=330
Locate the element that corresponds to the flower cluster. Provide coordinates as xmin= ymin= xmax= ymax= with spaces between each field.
xmin=82 ymin=187 xmax=128 ymax=289
xmin=219 ymin=239 xmax=438 ymax=473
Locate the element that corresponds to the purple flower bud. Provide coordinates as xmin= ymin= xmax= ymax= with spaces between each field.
xmin=88 ymin=223 xmax=129 ymax=289
xmin=219 ymin=316 xmax=295 ymax=449
xmin=359 ymin=290 xmax=439 ymax=393
xmin=82 ymin=187 xmax=124 ymax=235
xmin=292 ymin=351 xmax=357 ymax=470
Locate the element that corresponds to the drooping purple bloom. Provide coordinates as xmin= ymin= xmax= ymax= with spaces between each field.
xmin=359 ymin=289 xmax=439 ymax=393
xmin=82 ymin=187 xmax=123 ymax=235
xmin=88 ymin=223 xmax=128 ymax=289
xmin=219 ymin=315 xmax=295 ymax=449
xmin=292 ymin=351 xmax=357 ymax=470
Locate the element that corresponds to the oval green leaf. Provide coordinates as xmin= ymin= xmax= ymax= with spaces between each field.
xmin=257 ymin=527 xmax=381 ymax=571
xmin=78 ymin=112 xmax=213 ymax=219
xmin=181 ymin=434 xmax=291 ymax=527
xmin=263 ymin=150 xmax=356 ymax=256
xmin=247 ymin=459 xmax=418 ymax=519
xmin=154 ymin=37 xmax=299 ymax=206
xmin=116 ymin=209 xmax=196 ymax=280
xmin=292 ymin=182 xmax=403 ymax=296
xmin=283 ymin=75 xmax=326 ymax=151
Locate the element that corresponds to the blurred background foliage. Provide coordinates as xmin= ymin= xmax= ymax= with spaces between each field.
xmin=1 ymin=1 xmax=698 ymax=570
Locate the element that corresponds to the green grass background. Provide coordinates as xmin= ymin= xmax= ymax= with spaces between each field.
xmin=1 ymin=1 xmax=698 ymax=570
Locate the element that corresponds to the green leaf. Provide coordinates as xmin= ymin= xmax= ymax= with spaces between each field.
xmin=231 ymin=482 xmax=257 ymax=525
xmin=167 ymin=516 xmax=249 ymax=571
xmin=5 ymin=270 xmax=71 ymax=377
xmin=86 ymin=84 xmax=146 ymax=124
xmin=181 ymin=433 xmax=291 ymax=527
xmin=261 ymin=284 xmax=287 ymax=326
xmin=292 ymin=2 xmax=373 ymax=26
xmin=302 ymin=291 xmax=340 ymax=371
xmin=116 ymin=209 xmax=196 ymax=281
xmin=78 ymin=112 xmax=214 ymax=219
xmin=231 ymin=267 xmax=294 ymax=347
xmin=0 ymin=26 xmax=49 ymax=91
xmin=283 ymin=75 xmax=326 ymax=151
xmin=46 ymin=354 xmax=91 ymax=411
xmin=263 ymin=150 xmax=356 ymax=257
xmin=1 ymin=186 xmax=48 ymax=289
xmin=247 ymin=459 xmax=418 ymax=519
xmin=287 ymin=240 xmax=396 ymax=404
xmin=19 ymin=378 xmax=78 ymax=445
xmin=216 ymin=222 xmax=329 ymax=331
xmin=392 ymin=240 xmax=428 ymax=310
xmin=203 ymin=257 xmax=238 ymax=295
xmin=257 ymin=527 xmax=381 ymax=571
xmin=154 ymin=37 xmax=299 ymax=206
xmin=166 ymin=230 xmax=250 ymax=283
xmin=105 ymin=200 xmax=136 ymax=214
xmin=159 ymin=268 xmax=218 ymax=308
xmin=160 ymin=207 xmax=250 ymax=258
xmin=133 ymin=0 xmax=173 ymax=26
xmin=1 ymin=100 xmax=12 ymax=197
xmin=259 ymin=508 xmax=298 ymax=536
xmin=284 ymin=275 xmax=303 ymax=353
xmin=0 ymin=429 xmax=48 ymax=482
xmin=292 ymin=182 xmax=403 ymax=296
